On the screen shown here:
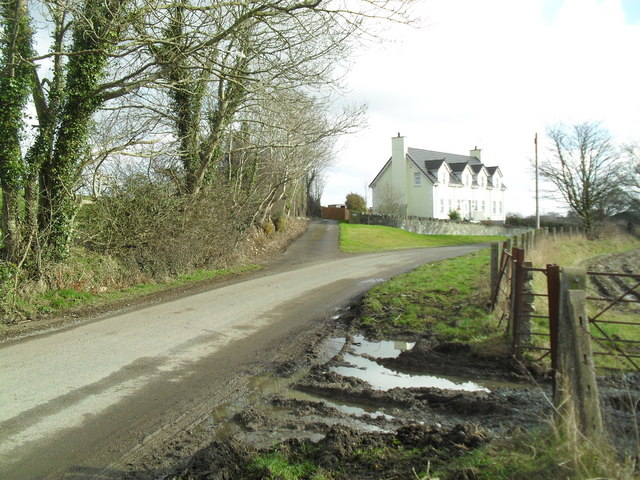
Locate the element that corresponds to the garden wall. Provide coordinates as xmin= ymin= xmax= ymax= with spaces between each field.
xmin=351 ymin=213 xmax=532 ymax=237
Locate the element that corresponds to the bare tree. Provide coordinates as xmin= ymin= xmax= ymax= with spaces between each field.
xmin=540 ymin=122 xmax=621 ymax=237
xmin=621 ymin=141 xmax=640 ymax=210
xmin=374 ymin=184 xmax=404 ymax=216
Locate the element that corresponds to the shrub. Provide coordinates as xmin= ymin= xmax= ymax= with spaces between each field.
xmin=273 ymin=214 xmax=287 ymax=232
xmin=448 ymin=210 xmax=461 ymax=221
xmin=77 ymin=175 xmax=250 ymax=279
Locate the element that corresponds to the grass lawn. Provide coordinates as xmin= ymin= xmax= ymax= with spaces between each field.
xmin=339 ymin=223 xmax=505 ymax=253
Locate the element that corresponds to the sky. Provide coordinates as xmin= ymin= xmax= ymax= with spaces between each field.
xmin=321 ymin=0 xmax=640 ymax=216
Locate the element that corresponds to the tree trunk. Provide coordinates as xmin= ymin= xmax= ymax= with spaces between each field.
xmin=0 ymin=0 xmax=34 ymax=262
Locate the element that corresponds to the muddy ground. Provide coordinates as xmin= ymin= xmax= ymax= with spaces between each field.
xmin=159 ymin=299 xmax=640 ymax=480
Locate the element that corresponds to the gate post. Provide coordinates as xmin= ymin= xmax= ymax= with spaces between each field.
xmin=554 ymin=267 xmax=603 ymax=442
xmin=510 ymin=247 xmax=526 ymax=357
xmin=490 ymin=242 xmax=500 ymax=295
xmin=546 ymin=264 xmax=560 ymax=388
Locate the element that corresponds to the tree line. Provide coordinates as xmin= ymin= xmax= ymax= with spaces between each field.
xmin=0 ymin=0 xmax=413 ymax=283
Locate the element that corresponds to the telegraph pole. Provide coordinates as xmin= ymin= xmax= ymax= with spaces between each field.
xmin=535 ymin=133 xmax=540 ymax=229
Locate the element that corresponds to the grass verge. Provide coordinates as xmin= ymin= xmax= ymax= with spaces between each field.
xmin=359 ymin=248 xmax=504 ymax=350
xmin=339 ymin=223 xmax=505 ymax=253
xmin=436 ymin=426 xmax=634 ymax=480
xmin=11 ymin=264 xmax=260 ymax=320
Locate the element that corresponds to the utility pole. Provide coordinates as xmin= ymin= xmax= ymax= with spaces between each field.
xmin=535 ymin=133 xmax=540 ymax=229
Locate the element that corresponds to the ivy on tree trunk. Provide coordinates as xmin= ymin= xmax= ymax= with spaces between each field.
xmin=0 ymin=0 xmax=34 ymax=262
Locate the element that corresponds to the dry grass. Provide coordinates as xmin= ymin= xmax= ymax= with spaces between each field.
xmin=523 ymin=229 xmax=640 ymax=369
xmin=527 ymin=227 xmax=640 ymax=268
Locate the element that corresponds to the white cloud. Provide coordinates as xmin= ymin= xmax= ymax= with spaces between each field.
xmin=323 ymin=0 xmax=640 ymax=215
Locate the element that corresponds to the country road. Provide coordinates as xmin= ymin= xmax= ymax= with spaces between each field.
xmin=0 ymin=220 xmax=487 ymax=479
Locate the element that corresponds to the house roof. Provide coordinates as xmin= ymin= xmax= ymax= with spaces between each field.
xmin=369 ymin=146 xmax=506 ymax=189
xmin=407 ymin=148 xmax=482 ymax=166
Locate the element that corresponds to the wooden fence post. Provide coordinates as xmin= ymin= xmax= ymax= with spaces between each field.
xmin=546 ymin=264 xmax=560 ymax=386
xmin=510 ymin=248 xmax=526 ymax=357
xmin=491 ymin=243 xmax=500 ymax=295
xmin=554 ymin=267 xmax=603 ymax=442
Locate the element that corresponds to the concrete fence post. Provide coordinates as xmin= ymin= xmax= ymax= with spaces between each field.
xmin=554 ymin=267 xmax=603 ymax=443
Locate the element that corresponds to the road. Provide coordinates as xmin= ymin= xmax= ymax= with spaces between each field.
xmin=0 ymin=220 xmax=486 ymax=479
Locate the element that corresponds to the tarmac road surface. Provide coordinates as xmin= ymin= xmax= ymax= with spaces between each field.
xmin=0 ymin=220 xmax=487 ymax=479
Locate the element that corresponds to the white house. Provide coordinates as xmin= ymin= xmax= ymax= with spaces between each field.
xmin=369 ymin=134 xmax=506 ymax=223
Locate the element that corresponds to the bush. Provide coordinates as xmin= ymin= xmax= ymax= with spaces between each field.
xmin=263 ymin=220 xmax=275 ymax=236
xmin=273 ymin=214 xmax=287 ymax=232
xmin=77 ymin=176 xmax=250 ymax=279
xmin=448 ymin=210 xmax=461 ymax=221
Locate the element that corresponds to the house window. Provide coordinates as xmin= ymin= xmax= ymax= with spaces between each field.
xmin=481 ymin=200 xmax=485 ymax=211
xmin=496 ymin=179 xmax=500 ymax=189
xmin=493 ymin=201 xmax=496 ymax=214
xmin=440 ymin=199 xmax=444 ymax=213
xmin=457 ymin=200 xmax=461 ymax=210
xmin=480 ymin=177 xmax=485 ymax=187
xmin=414 ymin=172 xmax=421 ymax=186
xmin=448 ymin=199 xmax=452 ymax=211
xmin=499 ymin=201 xmax=503 ymax=213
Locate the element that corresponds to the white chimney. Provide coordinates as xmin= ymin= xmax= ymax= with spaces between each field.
xmin=390 ymin=134 xmax=408 ymax=209
xmin=470 ymin=146 xmax=481 ymax=160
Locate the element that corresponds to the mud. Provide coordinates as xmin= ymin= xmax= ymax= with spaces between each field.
xmin=166 ymin=302 xmax=640 ymax=480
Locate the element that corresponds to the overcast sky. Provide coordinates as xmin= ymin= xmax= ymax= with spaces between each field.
xmin=322 ymin=0 xmax=640 ymax=216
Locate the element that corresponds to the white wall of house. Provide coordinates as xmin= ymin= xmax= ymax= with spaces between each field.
xmin=406 ymin=161 xmax=434 ymax=217
xmin=370 ymin=164 xmax=392 ymax=213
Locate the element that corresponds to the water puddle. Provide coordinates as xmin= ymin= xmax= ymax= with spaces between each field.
xmin=351 ymin=334 xmax=415 ymax=357
xmin=332 ymin=334 xmax=490 ymax=393
xmin=202 ymin=333 xmax=522 ymax=445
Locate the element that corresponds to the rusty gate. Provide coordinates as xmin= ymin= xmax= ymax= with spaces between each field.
xmin=492 ymin=245 xmax=640 ymax=372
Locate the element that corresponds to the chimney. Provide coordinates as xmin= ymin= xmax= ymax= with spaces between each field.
xmin=470 ymin=146 xmax=481 ymax=161
xmin=391 ymin=133 xmax=408 ymax=205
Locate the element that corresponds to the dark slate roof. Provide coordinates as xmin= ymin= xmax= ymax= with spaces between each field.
xmin=448 ymin=163 xmax=468 ymax=173
xmin=424 ymin=159 xmax=445 ymax=172
xmin=407 ymin=147 xmax=482 ymax=166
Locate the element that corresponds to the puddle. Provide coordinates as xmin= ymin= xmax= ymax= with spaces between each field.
xmin=332 ymin=354 xmax=489 ymax=392
xmin=333 ymin=335 xmax=490 ymax=393
xmin=201 ymin=335 xmax=393 ymax=441
xmin=351 ymin=334 xmax=414 ymax=358
xmin=202 ymin=333 xmax=517 ymax=446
